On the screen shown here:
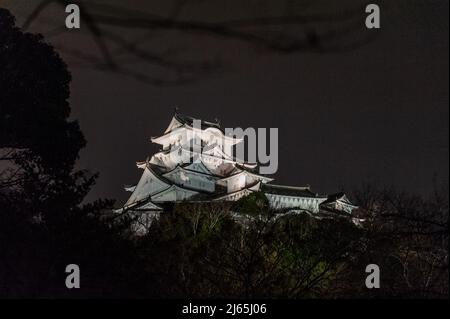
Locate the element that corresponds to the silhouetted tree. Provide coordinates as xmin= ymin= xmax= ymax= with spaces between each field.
xmin=130 ymin=187 xmax=448 ymax=299
xmin=0 ymin=9 xmax=139 ymax=298
xmin=346 ymin=185 xmax=449 ymax=298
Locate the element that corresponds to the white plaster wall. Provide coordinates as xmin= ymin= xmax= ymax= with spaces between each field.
xmin=266 ymin=194 xmax=325 ymax=213
xmin=227 ymin=174 xmax=246 ymax=193
xmin=165 ymin=170 xmax=215 ymax=192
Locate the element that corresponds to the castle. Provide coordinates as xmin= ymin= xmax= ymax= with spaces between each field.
xmin=116 ymin=111 xmax=357 ymax=225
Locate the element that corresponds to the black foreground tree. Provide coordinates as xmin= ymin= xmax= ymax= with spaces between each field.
xmin=0 ymin=9 xmax=139 ymax=298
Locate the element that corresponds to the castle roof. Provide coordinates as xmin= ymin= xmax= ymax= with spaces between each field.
xmin=163 ymin=110 xmax=223 ymax=134
xmin=174 ymin=112 xmax=222 ymax=132
xmin=320 ymin=193 xmax=357 ymax=206
xmin=148 ymin=162 xmax=218 ymax=195
xmin=119 ymin=111 xmax=358 ymax=216
xmin=218 ymin=165 xmax=273 ymax=183
xmin=261 ymin=184 xmax=318 ymax=198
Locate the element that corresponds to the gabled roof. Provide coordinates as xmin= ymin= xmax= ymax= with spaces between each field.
xmin=132 ymin=200 xmax=163 ymax=211
xmin=117 ymin=195 xmax=164 ymax=213
xmin=151 ymin=183 xmax=200 ymax=201
xmin=320 ymin=192 xmax=345 ymax=204
xmin=123 ymin=163 xmax=173 ymax=207
xmin=201 ymin=142 xmax=255 ymax=165
xmin=154 ymin=112 xmax=242 ymax=145
xmin=174 ymin=112 xmax=222 ymax=132
xmin=234 ymin=162 xmax=260 ymax=172
xmin=164 ymin=115 xmax=184 ymax=134
xmin=176 ymin=146 xmax=248 ymax=167
xmin=124 ymin=184 xmax=136 ymax=192
xmin=320 ymin=193 xmax=357 ymax=206
xmin=162 ymin=111 xmax=222 ymax=134
xmin=183 ymin=159 xmax=220 ymax=177
xmin=212 ymin=181 xmax=261 ymax=201
xmin=219 ymin=165 xmax=273 ymax=183
xmin=136 ymin=157 xmax=150 ymax=168
xmin=202 ymin=142 xmax=221 ymax=153
xmin=162 ymin=163 xmax=217 ymax=180
xmin=262 ymin=184 xmax=318 ymax=198
xmin=148 ymin=162 xmax=218 ymax=194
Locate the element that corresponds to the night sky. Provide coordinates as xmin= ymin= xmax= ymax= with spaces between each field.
xmin=3 ymin=0 xmax=448 ymax=206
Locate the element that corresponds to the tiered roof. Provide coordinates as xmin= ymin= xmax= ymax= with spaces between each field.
xmin=170 ymin=112 xmax=222 ymax=132
xmin=119 ymin=111 xmax=356 ymax=216
xmin=152 ymin=111 xmax=242 ymax=148
xmin=261 ymin=184 xmax=318 ymax=198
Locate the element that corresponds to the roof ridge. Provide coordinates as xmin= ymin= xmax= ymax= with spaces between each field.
xmin=174 ymin=112 xmax=221 ymax=128
xmin=266 ymin=183 xmax=311 ymax=190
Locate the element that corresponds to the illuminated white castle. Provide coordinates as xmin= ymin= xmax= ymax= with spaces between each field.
xmin=117 ymin=111 xmax=357 ymax=220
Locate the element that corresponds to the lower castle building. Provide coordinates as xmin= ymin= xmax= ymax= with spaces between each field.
xmin=116 ymin=111 xmax=357 ymax=225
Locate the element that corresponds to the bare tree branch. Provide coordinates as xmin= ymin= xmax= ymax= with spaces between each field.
xmin=19 ymin=0 xmax=375 ymax=86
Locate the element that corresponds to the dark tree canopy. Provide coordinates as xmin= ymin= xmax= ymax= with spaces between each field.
xmin=0 ymin=9 xmax=124 ymax=297
xmin=0 ymin=8 xmax=84 ymax=171
xmin=0 ymin=8 xmax=96 ymax=219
